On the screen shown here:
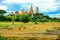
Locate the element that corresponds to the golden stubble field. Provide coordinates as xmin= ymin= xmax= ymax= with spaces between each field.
xmin=0 ymin=22 xmax=60 ymax=37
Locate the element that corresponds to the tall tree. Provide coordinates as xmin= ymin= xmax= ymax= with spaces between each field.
xmin=0 ymin=10 xmax=6 ymax=16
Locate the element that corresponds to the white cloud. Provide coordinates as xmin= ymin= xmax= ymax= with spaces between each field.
xmin=4 ymin=0 xmax=40 ymax=4
xmin=48 ymin=13 xmax=60 ymax=18
xmin=7 ymin=10 xmax=15 ymax=13
xmin=0 ymin=5 xmax=7 ymax=10
xmin=2 ymin=0 xmax=60 ymax=13
xmin=55 ymin=13 xmax=60 ymax=18
xmin=33 ymin=0 xmax=59 ymax=12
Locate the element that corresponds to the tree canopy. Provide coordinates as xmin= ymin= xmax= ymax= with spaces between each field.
xmin=0 ymin=12 xmax=60 ymax=22
xmin=0 ymin=10 xmax=6 ymax=16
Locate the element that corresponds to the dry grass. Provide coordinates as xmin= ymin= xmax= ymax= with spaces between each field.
xmin=0 ymin=22 xmax=60 ymax=37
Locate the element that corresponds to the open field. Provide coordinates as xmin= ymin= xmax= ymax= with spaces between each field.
xmin=0 ymin=22 xmax=60 ymax=40
xmin=0 ymin=22 xmax=60 ymax=31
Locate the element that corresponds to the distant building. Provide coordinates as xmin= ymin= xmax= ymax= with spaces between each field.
xmin=20 ymin=5 xmax=33 ymax=14
xmin=36 ymin=7 xmax=39 ymax=13
xmin=15 ymin=11 xmax=19 ymax=14
xmin=10 ymin=5 xmax=39 ymax=15
xmin=20 ymin=8 xmax=24 ymax=14
xmin=28 ymin=5 xmax=33 ymax=14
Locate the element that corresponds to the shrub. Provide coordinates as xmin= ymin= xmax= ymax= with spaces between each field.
xmin=34 ymin=21 xmax=38 ymax=24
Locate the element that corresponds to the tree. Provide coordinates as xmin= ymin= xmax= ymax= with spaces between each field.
xmin=14 ymin=15 xmax=20 ymax=21
xmin=0 ymin=10 xmax=6 ymax=16
xmin=11 ymin=15 xmax=16 ymax=25
xmin=19 ymin=14 xmax=32 ymax=23
xmin=2 ymin=15 xmax=12 ymax=22
xmin=40 ymin=18 xmax=47 ymax=24
xmin=0 ymin=16 xmax=6 ymax=21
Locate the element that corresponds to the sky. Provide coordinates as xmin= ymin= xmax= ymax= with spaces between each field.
xmin=0 ymin=0 xmax=60 ymax=18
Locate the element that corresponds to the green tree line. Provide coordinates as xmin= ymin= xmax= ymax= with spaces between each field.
xmin=0 ymin=9 xmax=60 ymax=23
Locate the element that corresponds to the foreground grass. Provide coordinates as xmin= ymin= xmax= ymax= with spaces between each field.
xmin=0 ymin=22 xmax=25 ymax=28
xmin=0 ymin=22 xmax=60 ymax=40
xmin=0 ymin=36 xmax=58 ymax=40
xmin=0 ymin=22 xmax=60 ymax=32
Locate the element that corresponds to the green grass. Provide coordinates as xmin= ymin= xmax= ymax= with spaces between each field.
xmin=0 ymin=22 xmax=26 ymax=28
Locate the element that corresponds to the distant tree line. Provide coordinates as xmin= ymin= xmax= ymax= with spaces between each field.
xmin=0 ymin=9 xmax=60 ymax=23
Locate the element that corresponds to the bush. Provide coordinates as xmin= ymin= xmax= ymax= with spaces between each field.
xmin=0 ymin=36 xmax=7 ymax=40
xmin=19 ymin=14 xmax=32 ymax=23
xmin=34 ymin=21 xmax=38 ymax=24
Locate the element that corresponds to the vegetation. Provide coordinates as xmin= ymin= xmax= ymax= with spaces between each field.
xmin=0 ymin=10 xmax=60 ymax=40
xmin=0 ymin=9 xmax=6 ymax=16
xmin=0 ymin=9 xmax=60 ymax=24
xmin=0 ymin=22 xmax=59 ymax=40
xmin=0 ymin=37 xmax=57 ymax=40
xmin=0 ymin=13 xmax=60 ymax=23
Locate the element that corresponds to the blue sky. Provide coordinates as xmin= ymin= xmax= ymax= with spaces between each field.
xmin=0 ymin=0 xmax=60 ymax=18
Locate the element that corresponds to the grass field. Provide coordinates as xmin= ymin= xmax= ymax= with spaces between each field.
xmin=0 ymin=22 xmax=60 ymax=40
xmin=0 ymin=37 xmax=58 ymax=40
xmin=0 ymin=22 xmax=60 ymax=32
